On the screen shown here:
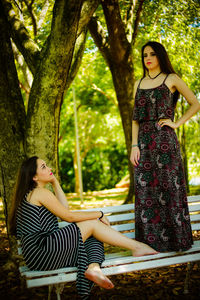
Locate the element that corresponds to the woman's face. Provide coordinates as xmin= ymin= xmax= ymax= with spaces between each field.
xmin=143 ymin=46 xmax=160 ymax=71
xmin=33 ymin=159 xmax=53 ymax=185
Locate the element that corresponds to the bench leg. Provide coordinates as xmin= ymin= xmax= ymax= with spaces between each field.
xmin=184 ymin=262 xmax=194 ymax=294
xmin=55 ymin=284 xmax=65 ymax=300
xmin=56 ymin=291 xmax=61 ymax=300
xmin=48 ymin=285 xmax=53 ymax=300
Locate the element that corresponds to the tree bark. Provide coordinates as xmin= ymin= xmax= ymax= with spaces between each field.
xmin=25 ymin=0 xmax=84 ymax=175
xmin=0 ymin=0 xmax=100 ymax=234
xmin=0 ymin=0 xmax=26 ymax=229
xmin=2 ymin=0 xmax=40 ymax=75
xmin=88 ymin=0 xmax=145 ymax=202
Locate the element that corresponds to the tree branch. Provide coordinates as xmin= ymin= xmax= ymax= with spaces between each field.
xmin=23 ymin=0 xmax=37 ymax=36
xmin=101 ymin=0 xmax=130 ymax=62
xmin=125 ymin=0 xmax=136 ymax=43
xmin=64 ymin=28 xmax=87 ymax=92
xmin=2 ymin=0 xmax=40 ymax=75
xmin=65 ymin=0 xmax=100 ymax=91
xmin=88 ymin=16 xmax=111 ymax=66
xmin=131 ymin=0 xmax=145 ymax=46
xmin=77 ymin=0 xmax=100 ymax=36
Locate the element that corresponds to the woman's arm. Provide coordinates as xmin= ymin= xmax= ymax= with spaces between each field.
xmin=130 ymin=80 xmax=140 ymax=166
xmin=50 ymin=175 xmax=69 ymax=209
xmin=159 ymin=74 xmax=200 ymax=129
xmin=35 ymin=187 xmax=108 ymax=224
xmin=130 ymin=120 xmax=140 ymax=166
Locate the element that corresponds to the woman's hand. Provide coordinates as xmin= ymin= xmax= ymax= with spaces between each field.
xmin=157 ymin=118 xmax=178 ymax=129
xmin=100 ymin=215 xmax=110 ymax=226
xmin=49 ymin=173 xmax=57 ymax=185
xmin=130 ymin=146 xmax=140 ymax=167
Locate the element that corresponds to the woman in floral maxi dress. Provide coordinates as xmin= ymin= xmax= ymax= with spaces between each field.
xmin=130 ymin=41 xmax=200 ymax=252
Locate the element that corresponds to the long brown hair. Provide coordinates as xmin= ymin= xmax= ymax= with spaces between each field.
xmin=9 ymin=156 xmax=38 ymax=235
xmin=141 ymin=41 xmax=179 ymax=104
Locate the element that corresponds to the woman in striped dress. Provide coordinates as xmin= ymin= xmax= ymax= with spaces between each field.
xmin=9 ymin=156 xmax=158 ymax=299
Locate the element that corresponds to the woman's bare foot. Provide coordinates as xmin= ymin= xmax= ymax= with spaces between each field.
xmin=132 ymin=242 xmax=159 ymax=257
xmin=85 ymin=266 xmax=114 ymax=289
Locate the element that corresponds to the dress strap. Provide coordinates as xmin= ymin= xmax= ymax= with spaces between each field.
xmin=163 ymin=74 xmax=169 ymax=84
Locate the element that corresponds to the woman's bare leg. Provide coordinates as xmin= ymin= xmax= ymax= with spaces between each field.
xmin=85 ymin=263 xmax=114 ymax=289
xmin=76 ymin=219 xmax=158 ymax=257
xmin=76 ymin=220 xmax=158 ymax=289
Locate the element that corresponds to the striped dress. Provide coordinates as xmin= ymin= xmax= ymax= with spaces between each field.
xmin=16 ymin=195 xmax=105 ymax=299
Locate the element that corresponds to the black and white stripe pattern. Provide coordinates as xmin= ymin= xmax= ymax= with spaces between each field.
xmin=16 ymin=198 xmax=105 ymax=298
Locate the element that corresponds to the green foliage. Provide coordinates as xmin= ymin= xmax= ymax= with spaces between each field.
xmin=13 ymin=0 xmax=54 ymax=47
xmin=13 ymin=0 xmax=200 ymax=192
xmin=81 ymin=146 xmax=128 ymax=191
xmin=59 ymin=36 xmax=127 ymax=192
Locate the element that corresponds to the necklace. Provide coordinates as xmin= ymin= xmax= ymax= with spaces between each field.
xmin=148 ymin=71 xmax=162 ymax=80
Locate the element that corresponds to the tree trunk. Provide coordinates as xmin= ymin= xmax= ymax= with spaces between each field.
xmin=109 ymin=62 xmax=135 ymax=203
xmin=0 ymin=0 xmax=100 ymax=237
xmin=88 ymin=0 xmax=140 ymax=202
xmin=25 ymin=0 xmax=84 ymax=174
xmin=0 ymin=0 xmax=26 ymax=231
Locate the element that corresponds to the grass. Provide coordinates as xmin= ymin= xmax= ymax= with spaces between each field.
xmin=66 ymin=187 xmax=128 ymax=209
xmin=189 ymin=185 xmax=200 ymax=195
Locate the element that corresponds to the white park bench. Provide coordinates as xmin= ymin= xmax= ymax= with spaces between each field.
xmin=18 ymin=195 xmax=200 ymax=300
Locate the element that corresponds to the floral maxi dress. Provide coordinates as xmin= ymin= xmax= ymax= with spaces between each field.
xmin=132 ymin=76 xmax=193 ymax=252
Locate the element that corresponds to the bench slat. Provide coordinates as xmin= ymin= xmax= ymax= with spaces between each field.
xmin=190 ymin=214 xmax=200 ymax=222
xmin=192 ymin=223 xmax=200 ymax=231
xmin=102 ymin=252 xmax=200 ymax=277
xmin=108 ymin=213 xmax=135 ymax=222
xmin=122 ymin=224 xmax=200 ymax=235
xmin=188 ymin=195 xmax=200 ymax=202
xmin=59 ymin=212 xmax=136 ymax=228
xmin=189 ymin=203 xmax=200 ymax=212
xmin=19 ymin=241 xmax=200 ymax=279
xmin=111 ymin=223 xmax=134 ymax=232
xmin=26 ymin=272 xmax=77 ymax=288
xmin=19 ymin=265 xmax=77 ymax=277
xmin=104 ymin=240 xmax=200 ymax=263
xmin=124 ymin=232 xmax=135 ymax=239
xmin=103 ymin=241 xmax=200 ymax=267
xmin=26 ymin=252 xmax=200 ymax=288
xmin=84 ymin=204 xmax=135 ymax=214
xmin=80 ymin=196 xmax=200 ymax=214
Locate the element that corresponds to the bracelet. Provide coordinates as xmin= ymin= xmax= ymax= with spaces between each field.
xmin=131 ymin=144 xmax=139 ymax=147
xmin=99 ymin=211 xmax=104 ymax=220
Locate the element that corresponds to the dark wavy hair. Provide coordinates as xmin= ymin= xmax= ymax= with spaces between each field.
xmin=141 ymin=41 xmax=179 ymax=104
xmin=9 ymin=156 xmax=38 ymax=235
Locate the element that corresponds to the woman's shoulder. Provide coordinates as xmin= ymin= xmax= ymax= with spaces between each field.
xmin=34 ymin=187 xmax=55 ymax=198
xmin=134 ymin=77 xmax=144 ymax=90
xmin=165 ymin=73 xmax=184 ymax=90
xmin=28 ymin=187 xmax=54 ymax=206
xmin=133 ymin=79 xmax=142 ymax=98
xmin=166 ymin=73 xmax=180 ymax=83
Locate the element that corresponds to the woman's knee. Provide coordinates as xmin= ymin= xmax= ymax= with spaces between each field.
xmin=76 ymin=219 xmax=99 ymax=241
xmin=77 ymin=219 xmax=99 ymax=230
